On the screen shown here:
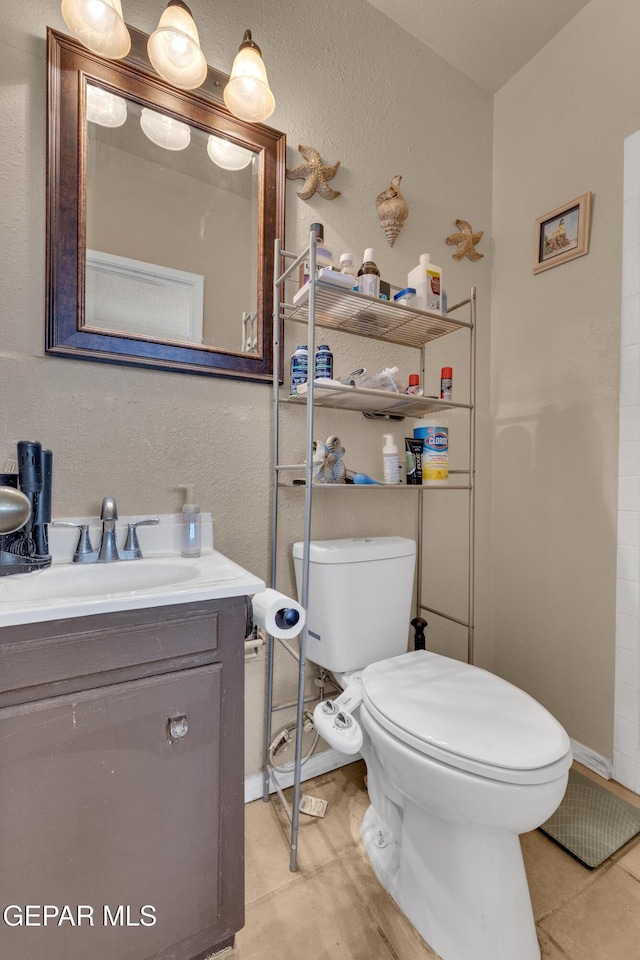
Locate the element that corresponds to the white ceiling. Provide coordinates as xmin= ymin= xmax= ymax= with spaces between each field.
xmin=363 ymin=0 xmax=592 ymax=93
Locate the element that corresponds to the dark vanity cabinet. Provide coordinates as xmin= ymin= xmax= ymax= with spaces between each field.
xmin=0 ymin=598 xmax=247 ymax=960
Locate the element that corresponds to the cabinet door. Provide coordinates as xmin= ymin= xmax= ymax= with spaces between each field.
xmin=0 ymin=664 xmax=232 ymax=960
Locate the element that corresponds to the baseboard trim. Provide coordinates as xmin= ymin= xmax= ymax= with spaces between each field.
xmin=570 ymin=738 xmax=612 ymax=779
xmin=244 ymin=748 xmax=360 ymax=803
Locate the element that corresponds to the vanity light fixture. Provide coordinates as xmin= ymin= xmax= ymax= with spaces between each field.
xmin=59 ymin=3 xmax=277 ymax=122
xmin=86 ymin=85 xmax=128 ymax=126
xmin=140 ymin=107 xmax=191 ymax=150
xmin=206 ymin=134 xmax=253 ymax=171
xmin=60 ymin=0 xmax=131 ymax=58
xmin=223 ymin=29 xmax=275 ymax=124
xmin=147 ymin=0 xmax=207 ymax=91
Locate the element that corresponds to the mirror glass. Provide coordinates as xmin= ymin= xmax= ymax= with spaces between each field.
xmin=85 ymin=88 xmax=259 ymax=352
xmin=46 ymin=28 xmax=285 ymax=381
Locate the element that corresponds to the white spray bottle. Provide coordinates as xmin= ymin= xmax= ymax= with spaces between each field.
xmin=383 ymin=434 xmax=400 ymax=485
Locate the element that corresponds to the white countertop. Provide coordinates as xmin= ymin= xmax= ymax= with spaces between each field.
xmin=0 ymin=513 xmax=265 ymax=628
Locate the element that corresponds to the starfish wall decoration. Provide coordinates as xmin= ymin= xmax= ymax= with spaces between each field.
xmin=446 ymin=219 xmax=484 ymax=261
xmin=286 ymin=145 xmax=341 ymax=201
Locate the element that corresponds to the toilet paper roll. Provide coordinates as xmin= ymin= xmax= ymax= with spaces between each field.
xmin=252 ymin=589 xmax=305 ymax=640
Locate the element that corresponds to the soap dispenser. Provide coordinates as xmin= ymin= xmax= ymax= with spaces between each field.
xmin=180 ymin=485 xmax=201 ymax=558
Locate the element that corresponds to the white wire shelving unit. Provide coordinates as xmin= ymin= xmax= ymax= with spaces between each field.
xmin=263 ymin=231 xmax=477 ymax=871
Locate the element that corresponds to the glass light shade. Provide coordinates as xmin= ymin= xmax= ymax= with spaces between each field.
xmin=86 ymin=85 xmax=127 ymax=127
xmin=223 ymin=33 xmax=275 ymax=123
xmin=60 ymin=0 xmax=131 ymax=58
xmin=207 ymin=135 xmax=253 ymax=171
xmin=147 ymin=1 xmax=207 ymax=90
xmin=140 ymin=108 xmax=191 ymax=150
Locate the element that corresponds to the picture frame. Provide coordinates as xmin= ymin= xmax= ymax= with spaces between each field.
xmin=533 ymin=192 xmax=592 ymax=274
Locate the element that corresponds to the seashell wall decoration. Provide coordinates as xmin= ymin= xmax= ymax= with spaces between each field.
xmin=446 ymin=219 xmax=484 ymax=261
xmin=376 ymin=175 xmax=409 ymax=247
xmin=286 ymin=145 xmax=341 ymax=201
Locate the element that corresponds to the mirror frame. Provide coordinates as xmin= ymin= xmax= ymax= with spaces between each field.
xmin=46 ymin=27 xmax=285 ymax=381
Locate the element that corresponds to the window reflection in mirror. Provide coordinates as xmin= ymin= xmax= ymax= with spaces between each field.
xmin=84 ymin=85 xmax=259 ymax=353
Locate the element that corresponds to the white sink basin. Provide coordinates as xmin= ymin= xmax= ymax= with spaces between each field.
xmin=1 ymin=558 xmax=199 ymax=601
xmin=0 ymin=552 xmax=265 ymax=628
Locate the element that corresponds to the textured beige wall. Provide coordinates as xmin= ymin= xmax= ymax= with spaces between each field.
xmin=491 ymin=0 xmax=640 ymax=758
xmin=0 ymin=0 xmax=493 ymax=776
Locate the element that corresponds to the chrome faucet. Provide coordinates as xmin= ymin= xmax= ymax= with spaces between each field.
xmin=97 ymin=496 xmax=120 ymax=563
xmin=53 ymin=497 xmax=159 ymax=563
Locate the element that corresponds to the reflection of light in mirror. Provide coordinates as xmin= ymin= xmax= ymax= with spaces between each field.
xmin=147 ymin=1 xmax=207 ymax=91
xmin=86 ymin=85 xmax=127 ymax=127
xmin=223 ymin=31 xmax=275 ymax=123
xmin=140 ymin=108 xmax=191 ymax=151
xmin=61 ymin=0 xmax=131 ymax=59
xmin=207 ymin=135 xmax=253 ymax=171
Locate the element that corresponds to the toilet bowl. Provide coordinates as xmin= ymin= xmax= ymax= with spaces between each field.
xmin=353 ymin=650 xmax=572 ymax=960
xmin=296 ymin=538 xmax=572 ymax=960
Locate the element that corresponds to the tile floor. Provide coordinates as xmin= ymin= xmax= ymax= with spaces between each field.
xmin=231 ymin=760 xmax=640 ymax=960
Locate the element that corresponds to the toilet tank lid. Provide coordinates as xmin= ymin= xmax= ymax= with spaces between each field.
xmin=293 ymin=537 xmax=416 ymax=564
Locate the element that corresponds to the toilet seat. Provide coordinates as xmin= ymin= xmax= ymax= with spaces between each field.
xmin=361 ymin=650 xmax=572 ymax=785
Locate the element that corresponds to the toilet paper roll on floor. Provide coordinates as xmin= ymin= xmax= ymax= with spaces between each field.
xmin=252 ymin=589 xmax=306 ymax=640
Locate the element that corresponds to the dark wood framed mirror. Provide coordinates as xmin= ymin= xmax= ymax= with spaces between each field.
xmin=46 ymin=27 xmax=285 ymax=381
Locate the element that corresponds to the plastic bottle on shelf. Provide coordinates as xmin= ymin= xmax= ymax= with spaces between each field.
xmin=357 ymin=248 xmax=381 ymax=297
xmin=407 ymin=253 xmax=443 ymax=313
xmin=383 ymin=434 xmax=400 ymax=484
xmin=290 ymin=344 xmax=308 ymax=396
xmin=339 ymin=253 xmax=358 ymax=288
xmin=414 ymin=419 xmax=449 ymax=484
xmin=315 ymin=344 xmax=333 ymax=380
xmin=300 ymin=224 xmax=334 ymax=284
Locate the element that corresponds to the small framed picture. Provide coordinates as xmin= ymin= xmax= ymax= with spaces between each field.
xmin=533 ymin=192 xmax=592 ymax=274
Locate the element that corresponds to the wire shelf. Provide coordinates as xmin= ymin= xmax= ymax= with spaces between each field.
xmin=282 ymin=281 xmax=470 ymax=349
xmin=285 ymin=380 xmax=471 ymax=417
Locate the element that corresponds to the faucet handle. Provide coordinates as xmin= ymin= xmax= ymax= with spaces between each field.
xmin=51 ymin=521 xmax=98 ymax=563
xmin=100 ymin=496 xmax=118 ymax=521
xmin=122 ymin=518 xmax=160 ymax=560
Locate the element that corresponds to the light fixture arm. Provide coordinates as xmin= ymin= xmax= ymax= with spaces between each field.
xmin=239 ymin=29 xmax=261 ymax=54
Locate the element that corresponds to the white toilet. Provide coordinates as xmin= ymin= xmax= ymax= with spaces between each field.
xmin=293 ymin=536 xmax=572 ymax=960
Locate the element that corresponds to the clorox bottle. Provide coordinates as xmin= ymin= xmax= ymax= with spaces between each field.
xmin=413 ymin=418 xmax=448 ymax=484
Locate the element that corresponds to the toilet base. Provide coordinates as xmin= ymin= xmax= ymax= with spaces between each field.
xmin=361 ymin=803 xmax=540 ymax=960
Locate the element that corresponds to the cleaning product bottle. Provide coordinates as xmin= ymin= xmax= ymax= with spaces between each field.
xmin=383 ymin=434 xmax=400 ymax=484
xmin=181 ymin=485 xmax=201 ymax=557
xmin=290 ymin=344 xmax=308 ymax=395
xmin=414 ymin=419 xmax=449 ymax=484
xmin=408 ymin=253 xmax=443 ymax=314
xmin=358 ymin=248 xmax=380 ymax=297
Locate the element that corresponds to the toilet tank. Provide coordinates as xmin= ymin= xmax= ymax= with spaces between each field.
xmin=292 ymin=537 xmax=416 ymax=673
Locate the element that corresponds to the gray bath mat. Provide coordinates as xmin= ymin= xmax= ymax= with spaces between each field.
xmin=540 ymin=769 xmax=640 ymax=868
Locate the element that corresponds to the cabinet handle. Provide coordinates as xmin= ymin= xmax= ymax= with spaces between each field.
xmin=167 ymin=715 xmax=189 ymax=742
